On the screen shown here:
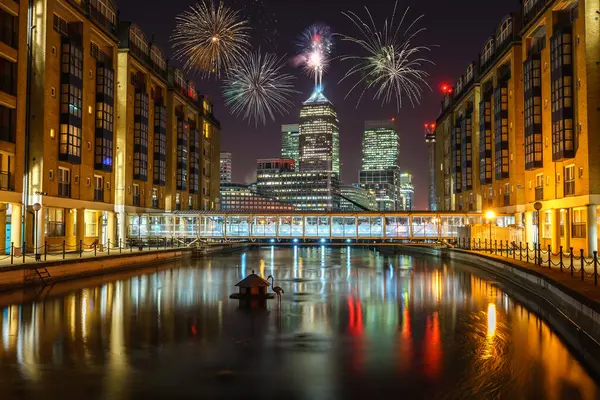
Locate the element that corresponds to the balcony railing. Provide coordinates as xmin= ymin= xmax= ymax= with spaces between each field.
xmin=129 ymin=42 xmax=150 ymax=64
xmin=503 ymin=193 xmax=510 ymax=206
xmin=133 ymin=194 xmax=141 ymax=206
xmin=94 ymin=188 xmax=104 ymax=202
xmin=45 ymin=222 xmax=65 ymax=237
xmin=0 ymin=171 xmax=14 ymax=191
xmin=86 ymin=1 xmax=117 ymax=35
xmin=535 ymin=186 xmax=543 ymax=201
xmin=0 ymin=75 xmax=16 ymax=96
xmin=58 ymin=183 xmax=71 ymax=198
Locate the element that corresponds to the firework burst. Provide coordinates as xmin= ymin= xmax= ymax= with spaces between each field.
xmin=223 ymin=51 xmax=298 ymax=126
xmin=171 ymin=1 xmax=251 ymax=79
xmin=294 ymin=23 xmax=333 ymax=86
xmin=339 ymin=1 xmax=433 ymax=111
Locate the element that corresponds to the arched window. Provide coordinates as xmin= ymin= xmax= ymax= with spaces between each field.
xmin=480 ymin=39 xmax=494 ymax=66
xmin=456 ymin=77 xmax=463 ymax=94
xmin=465 ymin=64 xmax=474 ymax=84
xmin=174 ymin=69 xmax=186 ymax=90
xmin=151 ymin=45 xmax=166 ymax=71
xmin=523 ymin=0 xmax=539 ymax=15
xmin=130 ymin=25 xmax=148 ymax=55
xmin=90 ymin=0 xmax=116 ymax=24
xmin=496 ymin=17 xmax=513 ymax=45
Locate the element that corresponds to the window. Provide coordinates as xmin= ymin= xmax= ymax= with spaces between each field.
xmin=52 ymin=14 xmax=69 ymax=36
xmin=95 ymin=65 xmax=114 ymax=171
xmin=461 ymin=110 xmax=473 ymax=191
xmin=572 ymin=208 xmax=586 ymax=238
xmin=94 ymin=175 xmax=104 ymax=202
xmin=134 ymin=90 xmax=149 ymax=180
xmin=543 ymin=211 xmax=552 ymax=239
xmin=132 ymin=184 xmax=140 ymax=206
xmin=452 ymin=121 xmax=462 ymax=193
xmin=480 ymin=39 xmax=494 ymax=67
xmin=89 ymin=0 xmax=116 ymax=25
xmin=58 ymin=167 xmax=71 ymax=197
xmin=45 ymin=208 xmax=65 ymax=237
xmin=564 ymin=165 xmax=575 ymax=195
xmin=535 ymin=173 xmax=544 ymax=200
xmin=464 ymin=64 xmax=474 ymax=84
xmin=130 ymin=25 xmax=149 ymax=56
xmin=85 ymin=211 xmax=97 ymax=237
xmin=174 ymin=70 xmax=186 ymax=91
xmin=479 ymin=91 xmax=493 ymax=185
xmin=203 ymin=120 xmax=211 ymax=139
xmin=524 ymin=51 xmax=543 ymax=170
xmin=0 ymin=106 xmax=15 ymax=143
xmin=0 ymin=57 xmax=17 ymax=96
xmin=496 ymin=17 xmax=513 ymax=46
xmin=551 ymin=29 xmax=574 ymax=161
xmin=153 ymin=104 xmax=167 ymax=186
xmin=152 ymin=188 xmax=159 ymax=209
xmin=494 ymin=83 xmax=509 ymax=179
xmin=189 ymin=127 xmax=200 ymax=194
xmin=176 ymin=118 xmax=189 ymax=191
xmin=151 ymin=46 xmax=166 ymax=73
xmin=59 ymin=41 xmax=83 ymax=164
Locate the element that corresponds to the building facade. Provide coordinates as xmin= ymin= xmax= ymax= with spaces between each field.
xmin=435 ymin=0 xmax=600 ymax=255
xmin=298 ymin=89 xmax=340 ymax=175
xmin=256 ymin=158 xmax=340 ymax=211
xmin=339 ymin=184 xmax=377 ymax=212
xmin=399 ymin=173 xmax=415 ymax=211
xmin=359 ymin=120 xmax=401 ymax=211
xmin=220 ymin=152 xmax=232 ymax=183
xmin=280 ymin=124 xmax=299 ymax=170
xmin=11 ymin=0 xmax=220 ymax=251
xmin=220 ymin=183 xmax=293 ymax=212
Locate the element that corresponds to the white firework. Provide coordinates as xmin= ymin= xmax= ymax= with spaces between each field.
xmin=172 ymin=0 xmax=251 ymax=79
xmin=223 ymin=51 xmax=298 ymax=126
xmin=339 ymin=1 xmax=433 ymax=111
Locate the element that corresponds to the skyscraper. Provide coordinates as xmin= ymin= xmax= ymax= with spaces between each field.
xmin=359 ymin=120 xmax=401 ymax=211
xmin=281 ymin=124 xmax=300 ymax=170
xmin=425 ymin=123 xmax=437 ymax=211
xmin=399 ymin=172 xmax=415 ymax=211
xmin=298 ymin=89 xmax=340 ymax=174
xmin=220 ymin=152 xmax=232 ymax=184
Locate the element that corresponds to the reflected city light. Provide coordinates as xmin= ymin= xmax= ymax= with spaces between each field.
xmin=487 ymin=303 xmax=497 ymax=338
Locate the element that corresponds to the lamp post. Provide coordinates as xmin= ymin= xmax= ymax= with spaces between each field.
xmin=32 ymin=203 xmax=41 ymax=261
xmin=485 ymin=210 xmax=496 ymax=252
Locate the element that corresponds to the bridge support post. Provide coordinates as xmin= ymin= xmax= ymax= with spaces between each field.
xmin=409 ymin=215 xmax=414 ymax=241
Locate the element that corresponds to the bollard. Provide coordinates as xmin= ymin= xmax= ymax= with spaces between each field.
xmin=559 ymin=246 xmax=563 ymax=272
xmin=494 ymin=240 xmax=497 ymax=255
xmin=570 ymin=247 xmax=574 ymax=277
xmin=595 ymin=251 xmax=598 ymax=286
xmin=547 ymin=245 xmax=551 ymax=269
xmin=94 ymin=242 xmax=97 ymax=257
xmin=22 ymin=242 xmax=25 ymax=263
xmin=500 ymin=241 xmax=503 ymax=257
xmin=526 ymin=242 xmax=529 ymax=263
xmin=63 ymin=240 xmax=65 ymax=259
xmin=513 ymin=242 xmax=516 ymax=260
xmin=108 ymin=239 xmax=111 ymax=255
xmin=478 ymin=238 xmax=481 ymax=250
xmin=519 ymin=242 xmax=522 ymax=261
xmin=80 ymin=240 xmax=83 ymax=258
xmin=119 ymin=238 xmax=122 ymax=254
xmin=484 ymin=239 xmax=487 ymax=252
xmin=44 ymin=241 xmax=47 ymax=261
xmin=581 ymin=249 xmax=585 ymax=281
xmin=10 ymin=242 xmax=13 ymax=265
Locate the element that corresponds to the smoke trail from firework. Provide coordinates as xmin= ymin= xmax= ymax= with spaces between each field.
xmin=172 ymin=0 xmax=251 ymax=79
xmin=223 ymin=51 xmax=298 ymax=126
xmin=339 ymin=1 xmax=433 ymax=111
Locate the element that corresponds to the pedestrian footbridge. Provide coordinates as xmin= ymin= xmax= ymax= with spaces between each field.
xmin=128 ymin=211 xmax=490 ymax=242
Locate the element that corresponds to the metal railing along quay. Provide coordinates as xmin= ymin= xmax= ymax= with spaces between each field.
xmin=455 ymin=237 xmax=600 ymax=286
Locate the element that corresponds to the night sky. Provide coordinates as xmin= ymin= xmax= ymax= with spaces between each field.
xmin=118 ymin=0 xmax=514 ymax=209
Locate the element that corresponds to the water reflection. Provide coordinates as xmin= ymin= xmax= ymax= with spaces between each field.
xmin=0 ymin=247 xmax=596 ymax=399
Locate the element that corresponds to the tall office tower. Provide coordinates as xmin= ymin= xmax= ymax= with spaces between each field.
xmin=220 ymin=152 xmax=232 ymax=184
xmin=399 ymin=173 xmax=415 ymax=211
xmin=425 ymin=123 xmax=437 ymax=211
xmin=359 ymin=120 xmax=401 ymax=211
xmin=298 ymin=89 xmax=340 ymax=174
xmin=281 ymin=124 xmax=300 ymax=170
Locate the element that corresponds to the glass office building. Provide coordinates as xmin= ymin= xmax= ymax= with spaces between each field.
xmin=281 ymin=124 xmax=300 ymax=170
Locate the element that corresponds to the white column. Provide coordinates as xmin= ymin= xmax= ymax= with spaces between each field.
xmin=587 ymin=205 xmax=597 ymax=257
xmin=551 ymin=208 xmax=560 ymax=252
xmin=10 ymin=203 xmax=21 ymax=255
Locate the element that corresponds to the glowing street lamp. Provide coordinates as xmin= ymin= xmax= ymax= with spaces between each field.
xmin=485 ymin=210 xmax=495 ymax=252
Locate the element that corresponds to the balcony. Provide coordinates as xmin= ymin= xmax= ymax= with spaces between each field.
xmin=133 ymin=194 xmax=141 ymax=206
xmin=0 ymin=74 xmax=16 ymax=96
xmin=503 ymin=193 xmax=510 ymax=206
xmin=535 ymin=186 xmax=543 ymax=201
xmin=58 ymin=183 xmax=71 ymax=198
xmin=94 ymin=188 xmax=104 ymax=202
xmin=129 ymin=42 xmax=150 ymax=64
xmin=0 ymin=125 xmax=14 ymax=143
xmin=0 ymin=26 xmax=17 ymax=49
xmin=86 ymin=1 xmax=117 ymax=35
xmin=0 ymin=171 xmax=14 ymax=191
